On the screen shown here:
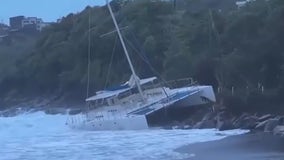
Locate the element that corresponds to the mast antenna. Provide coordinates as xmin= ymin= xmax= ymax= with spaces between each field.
xmin=106 ymin=0 xmax=145 ymax=101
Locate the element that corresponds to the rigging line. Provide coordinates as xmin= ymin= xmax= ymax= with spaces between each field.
xmin=86 ymin=7 xmax=91 ymax=99
xmin=129 ymin=31 xmax=150 ymax=63
xmin=120 ymin=19 xmax=151 ymax=64
xmin=123 ymin=35 xmax=172 ymax=88
xmin=127 ymin=31 xmax=170 ymax=86
xmin=104 ymin=35 xmax=118 ymax=89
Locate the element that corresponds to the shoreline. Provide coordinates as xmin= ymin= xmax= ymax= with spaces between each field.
xmin=176 ymin=132 xmax=284 ymax=160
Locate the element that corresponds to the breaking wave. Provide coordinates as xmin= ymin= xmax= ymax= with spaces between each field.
xmin=0 ymin=111 xmax=248 ymax=160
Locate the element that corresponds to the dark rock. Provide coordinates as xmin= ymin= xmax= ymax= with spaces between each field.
xmin=171 ymin=120 xmax=182 ymax=125
xmin=232 ymin=112 xmax=260 ymax=130
xmin=216 ymin=111 xmax=232 ymax=121
xmin=255 ymin=119 xmax=269 ymax=130
xmin=258 ymin=114 xmax=273 ymax=122
xmin=212 ymin=104 xmax=226 ymax=112
xmin=217 ymin=120 xmax=235 ymax=131
xmin=273 ymin=125 xmax=284 ymax=136
xmin=231 ymin=116 xmax=239 ymax=123
xmin=232 ymin=117 xmax=242 ymax=128
xmin=193 ymin=120 xmax=216 ymax=129
xmin=202 ymin=112 xmax=217 ymax=121
xmin=214 ymin=111 xmax=235 ymax=131
xmin=183 ymin=118 xmax=194 ymax=126
xmin=238 ymin=113 xmax=250 ymax=121
xmin=234 ymin=116 xmax=257 ymax=129
xmin=278 ymin=116 xmax=284 ymax=125
xmin=193 ymin=121 xmax=202 ymax=129
xmin=264 ymin=119 xmax=279 ymax=132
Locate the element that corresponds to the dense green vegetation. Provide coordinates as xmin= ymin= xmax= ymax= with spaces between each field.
xmin=0 ymin=32 xmax=38 ymax=88
xmin=1 ymin=0 xmax=284 ymax=111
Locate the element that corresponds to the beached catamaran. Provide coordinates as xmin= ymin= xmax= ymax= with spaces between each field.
xmin=67 ymin=0 xmax=216 ymax=130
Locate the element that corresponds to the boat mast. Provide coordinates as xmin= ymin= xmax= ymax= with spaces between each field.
xmin=106 ymin=0 xmax=145 ymax=100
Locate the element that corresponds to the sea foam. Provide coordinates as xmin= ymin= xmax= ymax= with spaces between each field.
xmin=0 ymin=112 xmax=248 ymax=160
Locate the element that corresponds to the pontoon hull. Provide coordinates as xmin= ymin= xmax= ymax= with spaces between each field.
xmin=173 ymin=86 xmax=216 ymax=108
xmin=68 ymin=115 xmax=149 ymax=131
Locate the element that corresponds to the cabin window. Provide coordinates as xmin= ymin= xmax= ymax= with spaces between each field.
xmin=94 ymin=98 xmax=107 ymax=107
xmin=117 ymin=90 xmax=131 ymax=99
xmin=107 ymin=98 xmax=116 ymax=106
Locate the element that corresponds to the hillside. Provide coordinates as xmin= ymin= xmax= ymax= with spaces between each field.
xmin=1 ymin=0 xmax=284 ymax=112
xmin=0 ymin=32 xmax=39 ymax=84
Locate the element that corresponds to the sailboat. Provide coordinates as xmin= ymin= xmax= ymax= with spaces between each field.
xmin=66 ymin=0 xmax=216 ymax=130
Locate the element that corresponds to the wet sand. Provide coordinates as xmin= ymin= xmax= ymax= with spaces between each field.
xmin=177 ymin=132 xmax=284 ymax=160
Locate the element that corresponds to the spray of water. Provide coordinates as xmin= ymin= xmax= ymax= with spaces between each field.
xmin=0 ymin=112 xmax=248 ymax=160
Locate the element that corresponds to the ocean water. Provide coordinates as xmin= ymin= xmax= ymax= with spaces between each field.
xmin=0 ymin=112 xmax=248 ymax=160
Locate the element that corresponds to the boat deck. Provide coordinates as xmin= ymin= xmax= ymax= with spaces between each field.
xmin=128 ymin=89 xmax=199 ymax=116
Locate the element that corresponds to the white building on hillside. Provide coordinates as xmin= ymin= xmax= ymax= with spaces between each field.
xmin=21 ymin=17 xmax=50 ymax=32
xmin=236 ymin=0 xmax=256 ymax=8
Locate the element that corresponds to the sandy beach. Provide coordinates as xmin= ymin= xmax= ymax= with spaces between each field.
xmin=177 ymin=132 xmax=284 ymax=160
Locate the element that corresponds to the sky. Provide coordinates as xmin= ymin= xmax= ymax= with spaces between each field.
xmin=0 ymin=0 xmax=106 ymax=25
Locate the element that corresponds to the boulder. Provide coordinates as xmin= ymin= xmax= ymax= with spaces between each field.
xmin=238 ymin=113 xmax=250 ymax=121
xmin=217 ymin=120 xmax=235 ymax=131
xmin=264 ymin=119 xmax=279 ymax=132
xmin=255 ymin=119 xmax=269 ymax=130
xmin=214 ymin=111 xmax=235 ymax=131
xmin=202 ymin=112 xmax=217 ymax=121
xmin=278 ymin=116 xmax=284 ymax=125
xmin=183 ymin=118 xmax=194 ymax=126
xmin=273 ymin=125 xmax=284 ymax=136
xmin=216 ymin=111 xmax=232 ymax=120
xmin=240 ymin=116 xmax=258 ymax=129
xmin=258 ymin=114 xmax=273 ymax=122
xmin=193 ymin=120 xmax=216 ymax=129
xmin=167 ymin=121 xmax=186 ymax=130
xmin=233 ymin=115 xmax=257 ymax=129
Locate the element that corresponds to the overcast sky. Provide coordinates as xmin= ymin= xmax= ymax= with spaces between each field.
xmin=0 ymin=0 xmax=106 ymax=24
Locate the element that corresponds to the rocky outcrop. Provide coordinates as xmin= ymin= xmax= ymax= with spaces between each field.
xmin=215 ymin=111 xmax=235 ymax=131
xmin=202 ymin=112 xmax=217 ymax=121
xmin=193 ymin=120 xmax=216 ymax=129
xmin=264 ymin=119 xmax=279 ymax=132
xmin=2 ymin=100 xmax=284 ymax=137
xmin=217 ymin=120 xmax=235 ymax=131
xmin=170 ymin=106 xmax=284 ymax=136
xmin=258 ymin=114 xmax=273 ymax=122
xmin=273 ymin=125 xmax=284 ymax=136
xmin=192 ymin=112 xmax=217 ymax=129
xmin=233 ymin=114 xmax=257 ymax=129
xmin=278 ymin=116 xmax=284 ymax=125
xmin=255 ymin=120 xmax=269 ymax=130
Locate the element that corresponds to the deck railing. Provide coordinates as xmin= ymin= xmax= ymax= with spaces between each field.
xmin=143 ymin=77 xmax=197 ymax=90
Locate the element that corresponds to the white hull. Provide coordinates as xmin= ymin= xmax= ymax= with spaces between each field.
xmin=67 ymin=86 xmax=216 ymax=131
xmin=69 ymin=115 xmax=148 ymax=131
xmin=172 ymin=86 xmax=216 ymax=108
